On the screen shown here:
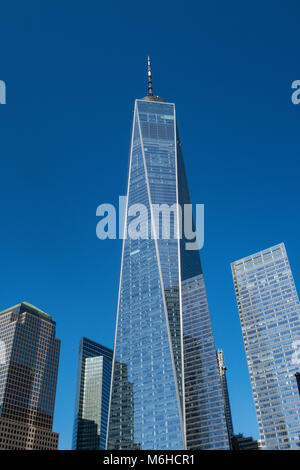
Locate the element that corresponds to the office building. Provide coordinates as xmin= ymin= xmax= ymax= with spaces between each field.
xmin=231 ymin=433 xmax=261 ymax=450
xmin=231 ymin=243 xmax=300 ymax=449
xmin=72 ymin=338 xmax=113 ymax=449
xmin=107 ymin=59 xmax=229 ymax=450
xmin=217 ymin=350 xmax=234 ymax=439
xmin=216 ymin=350 xmax=261 ymax=450
xmin=0 ymin=302 xmax=60 ymax=450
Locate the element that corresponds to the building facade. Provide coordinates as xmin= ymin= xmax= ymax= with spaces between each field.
xmin=232 ymin=243 xmax=300 ymax=449
xmin=216 ymin=350 xmax=261 ymax=450
xmin=107 ymin=61 xmax=229 ymax=450
xmin=217 ymin=350 xmax=234 ymax=440
xmin=231 ymin=433 xmax=261 ymax=450
xmin=0 ymin=302 xmax=60 ymax=450
xmin=72 ymin=338 xmax=113 ymax=450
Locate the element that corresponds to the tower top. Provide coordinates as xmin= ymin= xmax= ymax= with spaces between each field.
xmin=141 ymin=56 xmax=165 ymax=102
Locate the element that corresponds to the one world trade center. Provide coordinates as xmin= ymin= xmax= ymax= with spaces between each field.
xmin=107 ymin=59 xmax=229 ymax=450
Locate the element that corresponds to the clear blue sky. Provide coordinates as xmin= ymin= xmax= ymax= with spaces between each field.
xmin=1 ymin=1 xmax=299 ymax=449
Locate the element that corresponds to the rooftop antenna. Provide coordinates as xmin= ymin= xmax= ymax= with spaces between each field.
xmin=147 ymin=56 xmax=153 ymax=96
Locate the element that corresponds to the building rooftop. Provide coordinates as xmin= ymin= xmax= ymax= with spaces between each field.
xmin=0 ymin=301 xmax=53 ymax=322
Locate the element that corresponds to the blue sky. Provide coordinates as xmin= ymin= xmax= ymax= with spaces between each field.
xmin=1 ymin=1 xmax=300 ymax=449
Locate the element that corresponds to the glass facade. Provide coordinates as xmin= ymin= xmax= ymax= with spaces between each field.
xmin=107 ymin=96 xmax=229 ymax=449
xmin=232 ymin=243 xmax=300 ymax=449
xmin=0 ymin=302 xmax=60 ymax=450
xmin=72 ymin=338 xmax=113 ymax=450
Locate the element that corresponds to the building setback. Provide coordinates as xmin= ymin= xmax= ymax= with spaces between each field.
xmin=0 ymin=302 xmax=60 ymax=450
xmin=72 ymin=338 xmax=113 ymax=450
xmin=231 ymin=243 xmax=300 ymax=449
xmin=107 ymin=59 xmax=229 ymax=450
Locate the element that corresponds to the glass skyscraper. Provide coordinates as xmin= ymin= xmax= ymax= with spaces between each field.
xmin=72 ymin=337 xmax=113 ymax=450
xmin=107 ymin=60 xmax=229 ymax=450
xmin=0 ymin=302 xmax=60 ymax=450
xmin=231 ymin=243 xmax=300 ymax=449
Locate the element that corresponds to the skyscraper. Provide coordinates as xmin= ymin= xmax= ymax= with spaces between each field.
xmin=0 ymin=302 xmax=60 ymax=450
xmin=107 ymin=59 xmax=229 ymax=450
xmin=216 ymin=350 xmax=261 ymax=450
xmin=217 ymin=350 xmax=234 ymax=439
xmin=231 ymin=243 xmax=300 ymax=449
xmin=72 ymin=338 xmax=113 ymax=450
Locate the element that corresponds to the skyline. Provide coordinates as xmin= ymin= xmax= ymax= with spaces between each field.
xmin=1 ymin=1 xmax=300 ymax=449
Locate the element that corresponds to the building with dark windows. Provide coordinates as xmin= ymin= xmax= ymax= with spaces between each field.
xmin=231 ymin=434 xmax=261 ymax=450
xmin=0 ymin=302 xmax=60 ymax=450
xmin=72 ymin=338 xmax=113 ymax=450
xmin=232 ymin=243 xmax=300 ymax=449
xmin=107 ymin=59 xmax=230 ymax=450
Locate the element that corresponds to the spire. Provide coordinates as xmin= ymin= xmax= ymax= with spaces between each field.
xmin=141 ymin=57 xmax=165 ymax=102
xmin=147 ymin=56 xmax=153 ymax=96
